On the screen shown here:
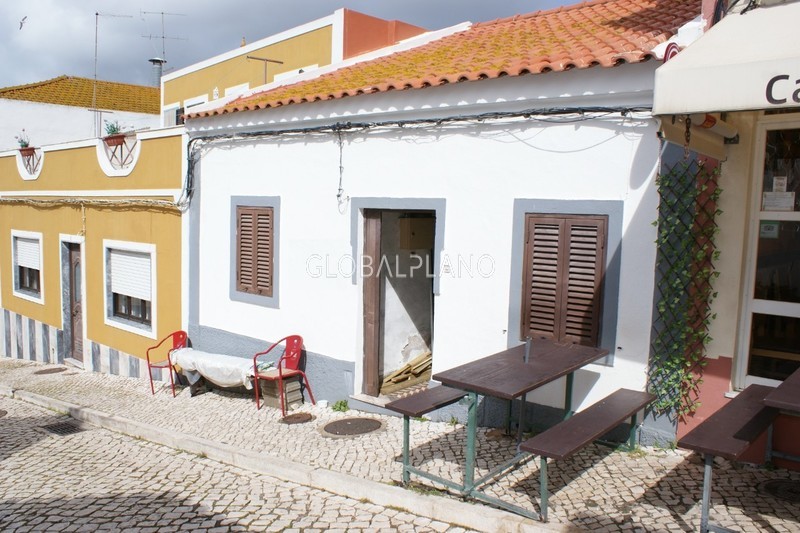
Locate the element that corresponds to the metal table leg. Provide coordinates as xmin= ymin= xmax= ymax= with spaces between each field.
xmin=464 ymin=391 xmax=478 ymax=492
xmin=402 ymin=415 xmax=410 ymax=484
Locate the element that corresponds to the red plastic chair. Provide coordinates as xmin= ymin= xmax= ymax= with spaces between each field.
xmin=253 ymin=335 xmax=315 ymax=416
xmin=146 ymin=330 xmax=188 ymax=397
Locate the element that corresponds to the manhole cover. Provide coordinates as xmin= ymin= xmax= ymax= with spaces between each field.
xmin=282 ymin=413 xmax=314 ymax=425
xmin=41 ymin=422 xmax=85 ymax=436
xmin=0 ymin=410 xmax=6 ymax=418
xmin=762 ymin=480 xmax=800 ymax=503
xmin=34 ymin=367 xmax=67 ymax=375
xmin=321 ymin=417 xmax=383 ymax=437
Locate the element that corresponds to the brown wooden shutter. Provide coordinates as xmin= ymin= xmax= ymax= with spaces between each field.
xmin=236 ymin=206 xmax=274 ymax=297
xmin=522 ymin=214 xmax=606 ymax=346
xmin=563 ymin=217 xmax=606 ymax=345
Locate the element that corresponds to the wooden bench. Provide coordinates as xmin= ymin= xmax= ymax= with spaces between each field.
xmin=520 ymin=388 xmax=655 ymax=522
xmin=677 ymin=384 xmax=778 ymax=533
xmin=385 ymin=385 xmax=467 ymax=485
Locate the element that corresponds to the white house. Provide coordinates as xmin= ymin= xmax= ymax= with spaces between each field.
xmin=184 ymin=0 xmax=698 ymax=440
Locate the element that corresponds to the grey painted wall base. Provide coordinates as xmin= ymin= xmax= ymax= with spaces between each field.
xmin=189 ymin=324 xmax=356 ymax=403
xmin=639 ymin=409 xmax=679 ymax=447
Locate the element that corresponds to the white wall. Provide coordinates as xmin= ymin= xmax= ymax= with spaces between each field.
xmin=191 ymin=64 xmax=662 ymax=409
xmin=0 ymin=99 xmax=160 ymax=151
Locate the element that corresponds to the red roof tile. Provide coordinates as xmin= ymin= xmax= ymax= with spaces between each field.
xmin=191 ymin=0 xmax=697 ymax=118
xmin=0 ymin=76 xmax=159 ymax=114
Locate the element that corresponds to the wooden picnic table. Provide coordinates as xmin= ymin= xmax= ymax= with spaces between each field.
xmin=426 ymin=338 xmax=608 ymax=519
xmin=764 ymin=366 xmax=800 ymax=412
xmin=763 ymin=366 xmax=800 ymax=465
xmin=434 ymin=338 xmax=608 ymax=401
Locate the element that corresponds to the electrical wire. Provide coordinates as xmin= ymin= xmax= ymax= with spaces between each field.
xmin=1 ymin=105 xmax=649 ymax=227
xmin=183 ymin=105 xmax=651 ymax=210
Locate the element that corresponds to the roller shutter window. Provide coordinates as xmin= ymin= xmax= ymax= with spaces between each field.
xmin=522 ymin=214 xmax=607 ymax=346
xmin=14 ymin=236 xmax=41 ymax=294
xmin=109 ymin=248 xmax=152 ymax=325
xmin=237 ymin=206 xmax=274 ymax=297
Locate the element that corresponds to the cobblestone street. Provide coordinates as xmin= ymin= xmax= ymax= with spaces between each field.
xmin=2 ymin=358 xmax=800 ymax=532
xmin=0 ymin=397 xmax=475 ymax=533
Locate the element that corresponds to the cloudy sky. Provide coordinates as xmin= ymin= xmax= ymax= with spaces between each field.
xmin=1 ymin=1 xmax=567 ymax=88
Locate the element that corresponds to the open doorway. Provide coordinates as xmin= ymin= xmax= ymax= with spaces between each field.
xmin=363 ymin=209 xmax=435 ymax=399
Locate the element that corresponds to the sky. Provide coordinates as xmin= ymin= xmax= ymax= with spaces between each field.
xmin=1 ymin=1 xmax=568 ymax=89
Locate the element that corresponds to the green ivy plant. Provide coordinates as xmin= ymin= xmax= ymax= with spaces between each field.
xmin=649 ymin=159 xmax=722 ymax=419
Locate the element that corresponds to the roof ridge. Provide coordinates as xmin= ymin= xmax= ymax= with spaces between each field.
xmin=0 ymin=75 xmax=69 ymax=94
xmin=0 ymin=75 xmax=157 ymax=94
xmin=472 ymin=0 xmax=621 ymax=28
xmin=191 ymin=0 xmax=698 ymax=119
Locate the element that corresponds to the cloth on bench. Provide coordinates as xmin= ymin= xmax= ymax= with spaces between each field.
xmin=171 ymin=348 xmax=256 ymax=389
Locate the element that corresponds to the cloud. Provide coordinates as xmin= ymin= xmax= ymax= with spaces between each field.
xmin=0 ymin=0 xmax=564 ymax=88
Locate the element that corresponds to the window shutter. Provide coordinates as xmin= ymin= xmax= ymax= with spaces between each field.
xmin=237 ymin=209 xmax=255 ymax=291
xmin=522 ymin=214 xmax=606 ymax=346
xmin=109 ymin=249 xmax=152 ymax=301
xmin=237 ymin=206 xmax=273 ymax=297
xmin=563 ymin=218 xmax=606 ymax=345
xmin=15 ymin=237 xmax=40 ymax=269
xmin=523 ymin=217 xmax=564 ymax=341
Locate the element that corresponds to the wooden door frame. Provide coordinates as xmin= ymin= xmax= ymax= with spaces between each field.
xmin=362 ymin=209 xmax=381 ymax=396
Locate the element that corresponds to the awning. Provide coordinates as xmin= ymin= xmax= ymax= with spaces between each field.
xmin=653 ymin=1 xmax=800 ymax=115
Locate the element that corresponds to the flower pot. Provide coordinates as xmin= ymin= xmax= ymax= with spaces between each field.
xmin=19 ymin=146 xmax=35 ymax=157
xmin=103 ymin=133 xmax=126 ymax=147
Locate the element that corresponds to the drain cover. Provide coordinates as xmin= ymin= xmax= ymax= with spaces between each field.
xmin=282 ymin=413 xmax=313 ymax=425
xmin=322 ymin=417 xmax=383 ymax=436
xmin=34 ymin=367 xmax=67 ymax=375
xmin=0 ymin=410 xmax=6 ymax=418
xmin=762 ymin=480 xmax=800 ymax=503
xmin=41 ymin=422 xmax=85 ymax=436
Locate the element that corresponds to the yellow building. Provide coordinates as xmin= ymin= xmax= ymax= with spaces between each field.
xmin=0 ymin=127 xmax=185 ymax=378
xmin=161 ymin=8 xmax=425 ymax=126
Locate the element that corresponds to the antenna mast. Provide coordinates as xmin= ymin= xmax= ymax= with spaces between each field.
xmin=141 ymin=11 xmax=187 ymax=61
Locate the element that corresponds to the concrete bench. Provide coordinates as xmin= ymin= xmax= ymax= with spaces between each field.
xmin=386 ymin=385 xmax=467 ymax=484
xmin=678 ymin=384 xmax=778 ymax=533
xmin=520 ymin=388 xmax=654 ymax=521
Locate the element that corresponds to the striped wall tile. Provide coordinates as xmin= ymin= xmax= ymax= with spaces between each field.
xmin=0 ymin=307 xmax=165 ymax=384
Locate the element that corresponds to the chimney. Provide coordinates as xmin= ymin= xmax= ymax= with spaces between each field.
xmin=148 ymin=57 xmax=166 ymax=87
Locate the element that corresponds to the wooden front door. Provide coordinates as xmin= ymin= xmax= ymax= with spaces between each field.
xmin=68 ymin=244 xmax=83 ymax=362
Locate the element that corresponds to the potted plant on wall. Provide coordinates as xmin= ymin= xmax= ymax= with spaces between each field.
xmin=15 ymin=130 xmax=35 ymax=157
xmin=103 ymin=120 xmax=127 ymax=147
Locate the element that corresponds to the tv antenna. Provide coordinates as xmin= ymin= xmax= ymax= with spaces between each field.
xmin=93 ymin=12 xmax=133 ymax=136
xmin=141 ymin=11 xmax=187 ymax=61
xmin=246 ymin=56 xmax=285 ymax=85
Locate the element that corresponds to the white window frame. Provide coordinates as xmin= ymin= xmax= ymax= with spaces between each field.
xmin=103 ymin=239 xmax=157 ymax=339
xmin=11 ymin=230 xmax=44 ymax=304
xmin=736 ymin=113 xmax=800 ymax=388
xmin=161 ymin=102 xmax=181 ymax=128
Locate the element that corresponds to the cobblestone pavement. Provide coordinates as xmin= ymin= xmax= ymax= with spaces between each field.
xmin=2 ymin=358 xmax=800 ymax=532
xmin=0 ymin=396 xmax=477 ymax=532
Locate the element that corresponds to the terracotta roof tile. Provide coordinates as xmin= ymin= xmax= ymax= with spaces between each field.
xmin=192 ymin=0 xmax=697 ymax=119
xmin=0 ymin=76 xmax=159 ymax=114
